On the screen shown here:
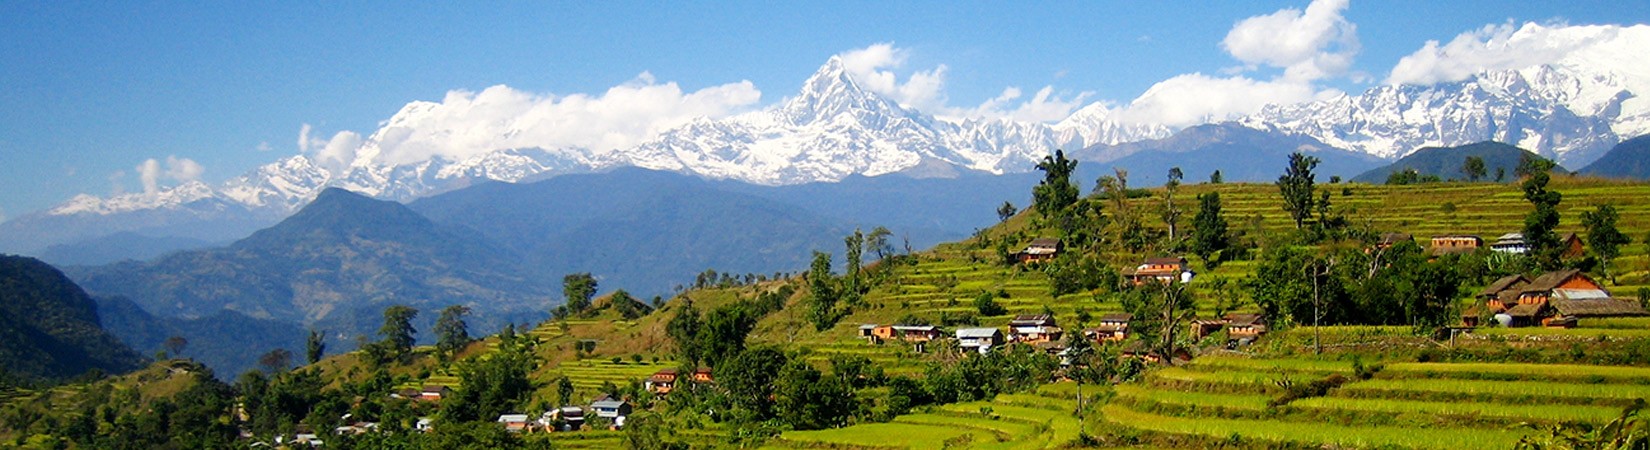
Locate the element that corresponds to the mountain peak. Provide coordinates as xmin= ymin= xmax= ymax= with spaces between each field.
xmin=778 ymin=56 xmax=910 ymax=126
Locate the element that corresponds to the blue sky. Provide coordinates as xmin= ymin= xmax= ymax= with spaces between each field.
xmin=1 ymin=1 xmax=1646 ymax=218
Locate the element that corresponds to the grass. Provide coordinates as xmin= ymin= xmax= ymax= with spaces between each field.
xmin=1383 ymin=362 xmax=1650 ymax=383
xmin=1103 ymin=404 xmax=1531 ymax=450
xmin=780 ymin=422 xmax=982 ymax=448
xmin=894 ymin=413 xmax=1040 ymax=440
xmin=1188 ymin=355 xmax=1357 ymax=374
xmin=1339 ymin=378 xmax=1650 ymax=404
xmin=1291 ymin=396 xmax=1623 ymax=424
xmin=1113 ymin=384 xmax=1272 ymax=412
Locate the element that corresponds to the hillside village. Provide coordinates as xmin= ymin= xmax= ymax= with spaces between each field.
xmin=7 ymin=151 xmax=1650 ymax=449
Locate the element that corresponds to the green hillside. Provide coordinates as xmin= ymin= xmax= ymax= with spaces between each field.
xmin=10 ymin=173 xmax=1650 ymax=449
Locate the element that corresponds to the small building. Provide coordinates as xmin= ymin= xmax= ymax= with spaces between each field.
xmin=540 ymin=406 xmax=584 ymax=431
xmin=1560 ymin=233 xmax=1586 ymax=258
xmin=1225 ymin=314 xmax=1267 ymax=339
xmin=418 ymin=385 xmax=451 ymax=402
xmin=891 ymin=325 xmax=942 ymax=342
xmin=692 ymin=366 xmax=714 ymax=383
xmin=858 ymin=324 xmax=880 ymax=343
xmin=1490 ymin=232 xmax=1529 ymax=254
xmin=1008 ymin=314 xmax=1062 ymax=343
xmin=497 ymin=413 xmax=531 ymax=433
xmin=646 ymin=368 xmax=678 ymax=394
xmin=1481 ymin=269 xmax=1647 ymax=327
xmin=1429 ymin=234 xmax=1483 ymax=256
xmin=1085 ymin=313 xmax=1132 ymax=342
xmin=591 ymin=399 xmax=632 ymax=428
xmin=1124 ymin=257 xmax=1191 ymax=285
xmin=1018 ymin=238 xmax=1063 ymax=264
xmin=956 ymin=327 xmax=1003 ymax=354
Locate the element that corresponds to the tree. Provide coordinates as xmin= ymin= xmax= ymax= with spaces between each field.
xmin=774 ymin=361 xmax=855 ymax=430
xmin=1303 ymin=256 xmax=1338 ymax=354
xmin=974 ymin=291 xmax=1007 ymax=316
xmin=1278 ymin=152 xmax=1320 ymax=230
xmin=667 ymin=297 xmax=702 ymax=366
xmin=997 ymin=201 xmax=1018 ymax=222
xmin=444 ymin=332 xmax=535 ymax=422
xmin=1033 ymin=149 xmax=1080 ymax=218
xmin=1209 ymin=170 xmax=1223 ymax=184
xmin=556 ymin=376 xmax=575 ymax=407
xmin=258 ymin=348 xmax=292 ymax=373
xmin=1521 ymin=168 xmax=1565 ymax=270
xmin=844 ymin=229 xmax=865 ymax=302
xmin=163 ymin=335 xmax=188 ymax=358
xmin=379 ymin=305 xmax=419 ymax=362
xmin=1515 ymin=153 xmax=1557 ymax=179
xmin=719 ymin=346 xmax=789 ymax=417
xmin=1162 ymin=167 xmax=1184 ymax=242
xmin=1583 ymin=205 xmax=1633 ymax=281
xmin=1461 ymin=156 xmax=1487 ymax=181
xmin=867 ymin=226 xmax=894 ymax=261
xmin=305 ymin=330 xmax=325 ymax=365
xmin=435 ymin=305 xmax=472 ymax=362
xmin=1190 ymin=192 xmax=1230 ymax=264
xmin=699 ymin=304 xmax=757 ymax=369
xmin=563 ymin=273 xmax=598 ymax=314
xmin=806 ymin=251 xmax=840 ymax=331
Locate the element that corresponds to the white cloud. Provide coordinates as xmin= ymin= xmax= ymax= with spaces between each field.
xmin=837 ymin=43 xmax=1088 ymax=122
xmin=313 ymin=131 xmax=363 ymax=175
xmin=354 ymin=75 xmax=763 ymax=167
xmin=134 ymin=156 xmax=205 ymax=194
xmin=1222 ymin=0 xmax=1359 ymax=82
xmin=1385 ymin=22 xmax=1615 ymax=85
xmin=298 ymin=123 xmax=315 ymax=153
xmin=256 ymin=141 xmax=272 ymax=152
xmin=1115 ymin=73 xmax=1319 ymax=128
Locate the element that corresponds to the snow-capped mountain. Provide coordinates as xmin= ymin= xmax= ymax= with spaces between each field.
xmin=1241 ymin=24 xmax=1650 ymax=167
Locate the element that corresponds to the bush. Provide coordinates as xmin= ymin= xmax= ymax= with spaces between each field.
xmin=974 ymin=291 xmax=1007 ymax=316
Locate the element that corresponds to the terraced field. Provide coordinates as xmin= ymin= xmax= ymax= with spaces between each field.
xmin=1103 ymin=355 xmax=1650 ymax=448
xmin=773 ymin=382 xmax=1085 ymax=449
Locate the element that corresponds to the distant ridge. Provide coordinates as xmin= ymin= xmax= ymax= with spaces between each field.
xmin=1351 ymin=142 xmax=1562 ymax=184
xmin=0 ymin=255 xmax=145 ymax=381
xmin=1580 ymin=135 xmax=1650 ymax=179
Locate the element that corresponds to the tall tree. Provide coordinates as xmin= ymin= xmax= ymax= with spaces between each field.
xmin=1461 ymin=156 xmax=1487 ymax=181
xmin=563 ymin=273 xmax=599 ymax=313
xmin=1190 ymin=192 xmax=1230 ymax=264
xmin=843 ymin=229 xmax=864 ymax=301
xmin=1582 ymin=205 xmax=1633 ymax=281
xmin=1033 ymin=149 xmax=1080 ymax=218
xmin=1521 ymin=169 xmax=1565 ymax=270
xmin=667 ymin=297 xmax=702 ymax=366
xmin=1277 ymin=152 xmax=1320 ymax=230
xmin=379 ymin=305 xmax=419 ymax=362
xmin=163 ymin=335 xmax=188 ymax=358
xmin=434 ymin=305 xmax=472 ymax=362
xmin=258 ymin=348 xmax=292 ymax=373
xmin=1162 ymin=167 xmax=1184 ymax=242
xmin=867 ymin=226 xmax=894 ymax=261
xmin=1209 ymin=170 xmax=1223 ymax=184
xmin=555 ymin=376 xmax=575 ymax=407
xmin=305 ymin=329 xmax=326 ymax=365
xmin=806 ymin=251 xmax=839 ymax=331
xmin=997 ymin=201 xmax=1018 ymax=222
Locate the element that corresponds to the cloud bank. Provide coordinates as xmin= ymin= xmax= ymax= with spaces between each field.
xmin=134 ymin=156 xmax=204 ymax=194
xmin=1386 ymin=22 xmax=1624 ymax=85
xmin=838 ymin=43 xmax=1090 ymax=123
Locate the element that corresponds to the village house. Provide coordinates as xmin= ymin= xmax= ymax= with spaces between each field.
xmin=1124 ymin=257 xmax=1192 ymax=285
xmin=865 ymin=323 xmax=942 ymax=351
xmin=1479 ymin=269 xmax=1647 ymax=327
xmin=858 ymin=324 xmax=880 ymax=343
xmin=418 ymin=385 xmax=451 ymax=402
xmin=1489 ymin=232 xmax=1584 ymax=257
xmin=591 ymin=399 xmax=633 ymax=428
xmin=1018 ymin=238 xmax=1063 ymax=264
xmin=692 ymin=366 xmax=714 ymax=383
xmin=1008 ymin=314 xmax=1063 ymax=343
xmin=333 ymin=422 xmax=379 ymax=436
xmin=497 ymin=413 xmax=531 ymax=433
xmin=956 ymin=327 xmax=1003 ymax=354
xmin=1429 ymin=234 xmax=1483 ymax=256
xmin=539 ymin=406 xmax=584 ymax=431
xmin=1084 ymin=313 xmax=1132 ymax=342
xmin=645 ymin=368 xmax=678 ymax=394
xmin=1190 ymin=313 xmax=1268 ymax=342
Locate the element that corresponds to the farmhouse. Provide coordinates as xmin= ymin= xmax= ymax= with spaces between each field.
xmin=956 ymin=327 xmax=1003 ymax=354
xmin=1191 ymin=313 xmax=1268 ymax=341
xmin=541 ymin=406 xmax=584 ymax=431
xmin=1084 ymin=313 xmax=1132 ymax=342
xmin=497 ymin=413 xmax=531 ymax=433
xmin=692 ymin=366 xmax=714 ymax=383
xmin=1429 ymin=234 xmax=1482 ymax=256
xmin=591 ymin=399 xmax=632 ymax=428
xmin=418 ymin=385 xmax=451 ymax=402
xmin=646 ymin=368 xmax=678 ymax=394
xmin=1018 ymin=238 xmax=1063 ymax=264
xmin=1008 ymin=314 xmax=1063 ymax=343
xmin=1490 ymin=232 xmax=1582 ymax=257
xmin=1480 ymin=269 xmax=1647 ymax=327
xmin=1123 ymin=257 xmax=1191 ymax=285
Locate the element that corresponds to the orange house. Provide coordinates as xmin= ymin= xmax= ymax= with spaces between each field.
xmin=1124 ymin=257 xmax=1188 ymax=285
xmin=1017 ymin=238 xmax=1062 ymax=264
xmin=1429 ymin=234 xmax=1482 ymax=256
xmin=646 ymin=368 xmax=678 ymax=394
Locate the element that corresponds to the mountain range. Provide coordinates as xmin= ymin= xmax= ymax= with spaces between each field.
xmin=6 ymin=26 xmax=1647 ymax=258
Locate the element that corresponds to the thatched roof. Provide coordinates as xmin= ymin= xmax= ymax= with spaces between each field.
xmin=1504 ymin=303 xmax=1544 ymax=318
xmin=1524 ymin=269 xmax=1587 ymax=293
xmin=1480 ymin=275 xmax=1530 ymax=297
xmin=1099 ymin=313 xmax=1133 ymax=323
xmin=1551 ymin=297 xmax=1649 ymax=317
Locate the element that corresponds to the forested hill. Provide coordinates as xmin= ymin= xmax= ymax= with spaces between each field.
xmin=1351 ymin=141 xmax=1562 ymax=183
xmin=1581 ymin=134 xmax=1650 ymax=179
xmin=0 ymin=255 xmax=145 ymax=382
